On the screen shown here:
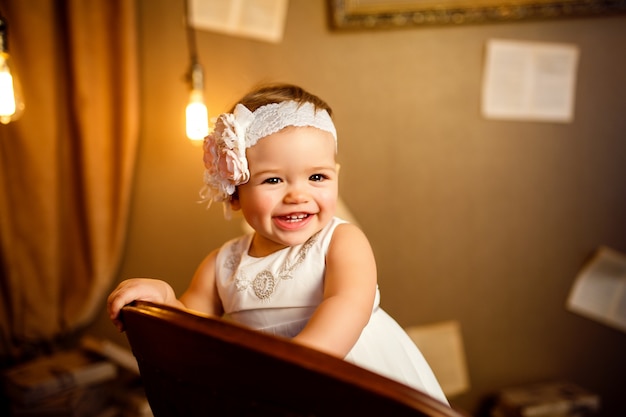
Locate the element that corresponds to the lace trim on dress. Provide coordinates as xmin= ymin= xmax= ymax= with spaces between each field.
xmin=231 ymin=231 xmax=320 ymax=300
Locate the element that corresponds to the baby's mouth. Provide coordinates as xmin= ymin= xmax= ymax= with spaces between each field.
xmin=280 ymin=213 xmax=310 ymax=223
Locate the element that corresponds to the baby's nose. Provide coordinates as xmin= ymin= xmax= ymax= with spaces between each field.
xmin=283 ymin=184 xmax=309 ymax=204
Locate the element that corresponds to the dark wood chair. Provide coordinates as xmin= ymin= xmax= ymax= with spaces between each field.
xmin=121 ymin=301 xmax=469 ymax=417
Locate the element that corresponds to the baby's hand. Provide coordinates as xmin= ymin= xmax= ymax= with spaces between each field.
xmin=107 ymin=278 xmax=177 ymax=332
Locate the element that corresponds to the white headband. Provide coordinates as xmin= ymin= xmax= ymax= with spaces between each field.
xmin=235 ymin=101 xmax=337 ymax=148
xmin=200 ymin=100 xmax=337 ymax=218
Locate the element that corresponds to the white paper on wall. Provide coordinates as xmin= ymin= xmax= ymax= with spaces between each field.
xmin=405 ymin=320 xmax=470 ymax=397
xmin=481 ymin=39 xmax=580 ymax=123
xmin=567 ymin=246 xmax=626 ymax=333
xmin=189 ymin=0 xmax=289 ymax=44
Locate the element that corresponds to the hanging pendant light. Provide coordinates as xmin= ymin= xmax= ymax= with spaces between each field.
xmin=185 ymin=61 xmax=209 ymax=141
xmin=0 ymin=15 xmax=24 ymax=125
xmin=184 ymin=0 xmax=208 ymax=143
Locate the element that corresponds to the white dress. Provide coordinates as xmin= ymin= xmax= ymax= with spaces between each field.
xmin=214 ymin=217 xmax=449 ymax=405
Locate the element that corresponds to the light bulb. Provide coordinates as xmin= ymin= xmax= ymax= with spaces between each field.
xmin=185 ymin=62 xmax=208 ymax=142
xmin=186 ymin=88 xmax=208 ymax=141
xmin=0 ymin=17 xmax=24 ymax=125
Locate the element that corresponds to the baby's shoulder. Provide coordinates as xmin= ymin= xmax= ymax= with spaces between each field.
xmin=216 ymin=233 xmax=251 ymax=260
xmin=328 ymin=218 xmax=370 ymax=250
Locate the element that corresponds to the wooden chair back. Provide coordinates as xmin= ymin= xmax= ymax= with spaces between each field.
xmin=121 ymin=301 xmax=469 ymax=417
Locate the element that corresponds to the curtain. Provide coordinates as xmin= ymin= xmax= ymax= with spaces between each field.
xmin=0 ymin=0 xmax=138 ymax=359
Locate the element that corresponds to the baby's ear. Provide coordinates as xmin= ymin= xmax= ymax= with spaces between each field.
xmin=230 ymin=197 xmax=241 ymax=211
xmin=229 ymin=188 xmax=242 ymax=211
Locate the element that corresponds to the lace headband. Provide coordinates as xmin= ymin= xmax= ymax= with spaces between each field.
xmin=200 ymin=100 xmax=337 ymax=218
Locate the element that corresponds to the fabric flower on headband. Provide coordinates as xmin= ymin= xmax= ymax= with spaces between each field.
xmin=200 ymin=104 xmax=253 ymax=218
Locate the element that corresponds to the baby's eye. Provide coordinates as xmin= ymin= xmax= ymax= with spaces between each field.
xmin=309 ymin=174 xmax=326 ymax=182
xmin=263 ymin=177 xmax=281 ymax=184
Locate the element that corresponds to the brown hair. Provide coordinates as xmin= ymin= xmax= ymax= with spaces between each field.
xmin=230 ymin=83 xmax=333 ymax=116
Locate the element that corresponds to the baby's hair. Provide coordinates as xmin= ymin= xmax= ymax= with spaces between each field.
xmin=231 ymin=83 xmax=333 ymax=116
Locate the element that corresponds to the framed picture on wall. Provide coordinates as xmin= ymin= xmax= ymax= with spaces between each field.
xmin=328 ymin=0 xmax=626 ymax=29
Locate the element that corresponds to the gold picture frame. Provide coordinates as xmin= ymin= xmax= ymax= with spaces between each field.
xmin=328 ymin=0 xmax=626 ymax=29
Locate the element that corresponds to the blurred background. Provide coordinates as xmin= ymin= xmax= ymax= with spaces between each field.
xmin=1 ymin=1 xmax=625 ymax=415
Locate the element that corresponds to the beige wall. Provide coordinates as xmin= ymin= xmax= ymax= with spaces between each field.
xmin=90 ymin=1 xmax=626 ymax=415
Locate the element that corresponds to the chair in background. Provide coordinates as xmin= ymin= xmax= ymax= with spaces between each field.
xmin=121 ymin=301 xmax=470 ymax=417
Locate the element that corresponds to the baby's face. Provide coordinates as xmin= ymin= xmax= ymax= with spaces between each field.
xmin=234 ymin=126 xmax=338 ymax=257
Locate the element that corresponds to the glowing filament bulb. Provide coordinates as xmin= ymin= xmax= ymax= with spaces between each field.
xmin=0 ymin=15 xmax=23 ymax=125
xmin=185 ymin=62 xmax=208 ymax=142
xmin=0 ymin=56 xmax=16 ymax=122
xmin=186 ymin=89 xmax=208 ymax=141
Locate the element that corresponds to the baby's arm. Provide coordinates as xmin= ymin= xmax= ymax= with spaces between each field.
xmin=293 ymin=223 xmax=377 ymax=358
xmin=179 ymin=249 xmax=224 ymax=316
xmin=107 ymin=249 xmax=222 ymax=331
xmin=107 ymin=278 xmax=184 ymax=332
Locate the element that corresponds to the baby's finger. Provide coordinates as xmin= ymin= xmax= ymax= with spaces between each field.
xmin=107 ymin=284 xmax=138 ymax=321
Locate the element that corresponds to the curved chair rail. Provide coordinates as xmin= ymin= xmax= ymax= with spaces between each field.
xmin=121 ymin=301 xmax=468 ymax=417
